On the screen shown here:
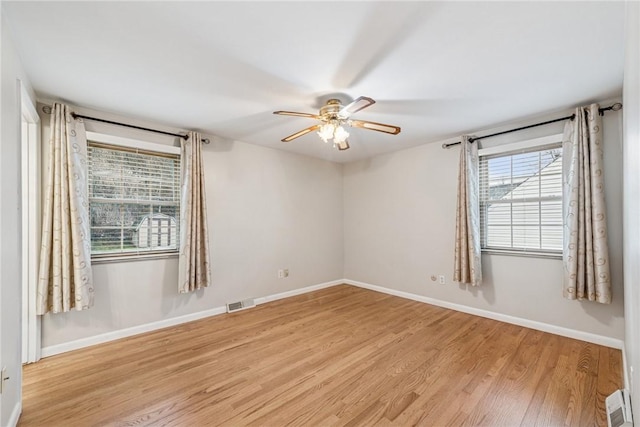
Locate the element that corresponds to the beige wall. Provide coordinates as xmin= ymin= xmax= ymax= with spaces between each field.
xmin=623 ymin=0 xmax=640 ymax=417
xmin=1 ymin=11 xmax=36 ymax=426
xmin=344 ymin=104 xmax=625 ymax=341
xmin=39 ymin=105 xmax=344 ymax=348
xmin=40 ymin=97 xmax=626 ymax=351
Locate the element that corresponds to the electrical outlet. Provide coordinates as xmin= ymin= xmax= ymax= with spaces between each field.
xmin=439 ymin=275 xmax=445 ymax=285
xmin=278 ymin=269 xmax=289 ymax=279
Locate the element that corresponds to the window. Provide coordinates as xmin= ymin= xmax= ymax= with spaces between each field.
xmin=87 ymin=133 xmax=181 ymax=258
xmin=479 ymin=135 xmax=563 ymax=255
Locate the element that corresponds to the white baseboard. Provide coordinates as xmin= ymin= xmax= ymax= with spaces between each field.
xmin=41 ymin=279 xmax=344 ymax=358
xmin=40 ymin=277 xmax=623 ymax=359
xmin=7 ymin=401 xmax=22 ymax=427
xmin=41 ymin=305 xmax=227 ymax=358
xmin=254 ymin=279 xmax=344 ymax=305
xmin=343 ymin=279 xmax=624 ymax=350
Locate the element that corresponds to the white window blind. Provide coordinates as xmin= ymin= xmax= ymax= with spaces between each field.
xmin=479 ymin=142 xmax=563 ymax=254
xmin=88 ymin=142 xmax=181 ymax=257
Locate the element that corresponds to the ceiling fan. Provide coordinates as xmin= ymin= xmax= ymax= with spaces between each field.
xmin=273 ymin=96 xmax=401 ymax=151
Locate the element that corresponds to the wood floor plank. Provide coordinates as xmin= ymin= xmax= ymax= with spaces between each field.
xmin=595 ymin=346 xmax=623 ymax=427
xmin=461 ymin=329 xmax=552 ymax=426
xmin=19 ymin=285 xmax=622 ymax=426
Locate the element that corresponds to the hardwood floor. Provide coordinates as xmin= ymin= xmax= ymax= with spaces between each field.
xmin=20 ymin=285 xmax=622 ymax=426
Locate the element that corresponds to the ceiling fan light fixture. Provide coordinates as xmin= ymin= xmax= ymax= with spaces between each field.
xmin=317 ymin=122 xmax=350 ymax=148
xmin=333 ymin=125 xmax=350 ymax=143
xmin=318 ymin=123 xmax=335 ymax=143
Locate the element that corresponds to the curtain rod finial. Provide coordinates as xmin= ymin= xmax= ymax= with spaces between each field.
xmin=442 ymin=141 xmax=462 ymax=149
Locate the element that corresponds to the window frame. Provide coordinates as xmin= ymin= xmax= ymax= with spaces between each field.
xmin=86 ymin=131 xmax=181 ymax=263
xmin=478 ymin=133 xmax=564 ymax=259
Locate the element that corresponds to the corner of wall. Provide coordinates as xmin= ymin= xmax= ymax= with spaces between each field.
xmin=0 ymin=14 xmax=29 ymax=427
xmin=622 ymin=0 xmax=640 ymax=422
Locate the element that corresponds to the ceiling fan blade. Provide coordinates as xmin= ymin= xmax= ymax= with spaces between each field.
xmin=282 ymin=124 xmax=321 ymax=142
xmin=339 ymin=96 xmax=375 ymax=116
xmin=337 ymin=140 xmax=350 ymax=151
xmin=273 ymin=111 xmax=321 ymax=119
xmin=350 ymin=119 xmax=401 ymax=135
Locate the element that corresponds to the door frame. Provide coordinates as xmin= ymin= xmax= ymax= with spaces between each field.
xmin=20 ymin=82 xmax=41 ymax=364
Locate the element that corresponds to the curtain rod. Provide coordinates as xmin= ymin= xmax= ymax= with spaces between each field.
xmin=42 ymin=105 xmax=210 ymax=144
xmin=71 ymin=113 xmax=211 ymax=144
xmin=441 ymin=102 xmax=622 ymax=149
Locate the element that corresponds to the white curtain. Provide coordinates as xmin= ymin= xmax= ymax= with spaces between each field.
xmin=453 ymin=135 xmax=482 ymax=286
xmin=562 ymin=104 xmax=611 ymax=303
xmin=36 ymin=103 xmax=94 ymax=314
xmin=179 ymin=131 xmax=212 ymax=293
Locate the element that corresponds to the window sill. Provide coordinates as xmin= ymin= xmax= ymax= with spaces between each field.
xmin=91 ymin=252 xmax=179 ymax=265
xmin=481 ymin=249 xmax=562 ymax=260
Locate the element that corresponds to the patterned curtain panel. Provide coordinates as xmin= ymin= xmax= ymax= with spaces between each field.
xmin=453 ymin=135 xmax=482 ymax=286
xmin=179 ymin=131 xmax=212 ymax=293
xmin=562 ymin=104 xmax=611 ymax=303
xmin=36 ymin=103 xmax=94 ymax=314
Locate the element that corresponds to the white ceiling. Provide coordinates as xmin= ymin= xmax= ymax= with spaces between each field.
xmin=3 ymin=1 xmax=625 ymax=163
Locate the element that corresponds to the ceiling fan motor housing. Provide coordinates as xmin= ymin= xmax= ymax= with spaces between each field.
xmin=320 ymin=99 xmax=344 ymax=121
